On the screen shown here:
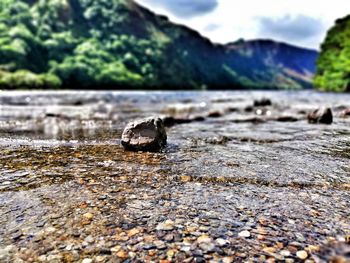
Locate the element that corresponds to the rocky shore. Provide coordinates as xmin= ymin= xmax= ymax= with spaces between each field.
xmin=0 ymin=91 xmax=349 ymax=262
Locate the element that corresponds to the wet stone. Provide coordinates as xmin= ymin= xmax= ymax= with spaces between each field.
xmin=238 ymin=230 xmax=251 ymax=238
xmin=121 ymin=117 xmax=167 ymax=152
xmin=254 ymin=98 xmax=272 ymax=107
xmin=308 ymin=107 xmax=333 ymax=124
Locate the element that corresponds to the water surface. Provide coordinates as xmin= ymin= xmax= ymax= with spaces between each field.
xmin=0 ymin=91 xmax=349 ymax=262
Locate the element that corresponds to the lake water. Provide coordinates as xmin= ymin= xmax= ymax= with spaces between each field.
xmin=0 ymin=90 xmax=349 ymax=262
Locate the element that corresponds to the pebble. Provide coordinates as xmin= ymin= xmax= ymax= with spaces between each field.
xmin=82 ymin=259 xmax=93 ymax=263
xmin=197 ymin=235 xmax=212 ymax=243
xmin=154 ymin=240 xmax=167 ymax=250
xmin=198 ymin=242 xmax=215 ymax=252
xmin=215 ymin=238 xmax=229 ymax=247
xmin=0 ymin=249 xmax=9 ymax=260
xmin=280 ymin=250 xmax=291 ymax=257
xmin=156 ymin=220 xmax=175 ymax=231
xmin=83 ymin=213 xmax=94 ymax=220
xmin=116 ymin=250 xmax=128 ymax=258
xmin=143 ymin=244 xmax=157 ymax=250
xmin=238 ymin=230 xmax=251 ymax=238
xmin=180 ymin=246 xmax=191 ymax=252
xmin=127 ymin=228 xmax=140 ymax=237
xmin=296 ymin=250 xmax=308 ymax=260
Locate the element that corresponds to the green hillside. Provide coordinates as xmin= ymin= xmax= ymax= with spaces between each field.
xmin=0 ymin=0 xmax=318 ymax=90
xmin=314 ymin=15 xmax=350 ymax=92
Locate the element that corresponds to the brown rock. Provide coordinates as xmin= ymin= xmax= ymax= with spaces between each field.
xmin=254 ymin=98 xmax=272 ymax=107
xmin=121 ymin=117 xmax=167 ymax=152
xmin=307 ymin=107 xmax=333 ymax=124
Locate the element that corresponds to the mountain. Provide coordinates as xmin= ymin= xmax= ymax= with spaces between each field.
xmin=224 ymin=39 xmax=318 ymax=89
xmin=314 ymin=15 xmax=350 ymax=92
xmin=0 ymin=0 xmax=318 ymax=90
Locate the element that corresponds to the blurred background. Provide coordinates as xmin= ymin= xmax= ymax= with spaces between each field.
xmin=0 ymin=0 xmax=349 ymax=92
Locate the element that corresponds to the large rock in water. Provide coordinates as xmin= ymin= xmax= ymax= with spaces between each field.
xmin=121 ymin=117 xmax=167 ymax=152
xmin=307 ymin=107 xmax=333 ymax=124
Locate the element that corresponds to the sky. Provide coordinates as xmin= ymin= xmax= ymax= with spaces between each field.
xmin=135 ymin=0 xmax=350 ymax=50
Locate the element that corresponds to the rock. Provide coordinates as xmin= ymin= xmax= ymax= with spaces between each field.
xmin=238 ymin=230 xmax=251 ymax=238
xmin=296 ymin=250 xmax=308 ymax=260
xmin=216 ymin=238 xmax=229 ymax=247
xmin=207 ymin=111 xmax=223 ymax=118
xmin=198 ymin=242 xmax=215 ymax=252
xmin=0 ymin=249 xmax=9 ymax=261
xmin=245 ymin=106 xmax=254 ymax=112
xmin=161 ymin=115 xmax=205 ymax=127
xmin=121 ymin=117 xmax=167 ymax=152
xmin=307 ymin=107 xmax=333 ymax=124
xmin=254 ymin=98 xmax=272 ymax=107
xmin=276 ymin=116 xmax=299 ymax=122
xmin=116 ymin=250 xmax=128 ymax=258
xmin=156 ymin=220 xmax=175 ymax=231
xmin=197 ymin=235 xmax=212 ymax=243
xmin=342 ymin=108 xmax=350 ymax=117
xmin=83 ymin=213 xmax=94 ymax=220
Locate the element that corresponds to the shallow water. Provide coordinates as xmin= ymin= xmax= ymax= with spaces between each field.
xmin=0 ymin=90 xmax=349 ymax=262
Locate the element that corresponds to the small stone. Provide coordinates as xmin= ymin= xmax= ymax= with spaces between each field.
xmin=111 ymin=246 xmax=121 ymax=253
xmin=95 ymin=256 xmax=106 ymax=262
xmin=180 ymin=175 xmax=192 ymax=182
xmin=0 ymin=249 xmax=8 ymax=261
xmin=127 ymin=228 xmax=140 ymax=237
xmin=44 ymin=227 xmax=56 ymax=234
xmin=254 ymin=98 xmax=272 ymax=107
xmin=156 ymin=220 xmax=175 ymax=231
xmin=280 ymin=250 xmax=291 ymax=257
xmin=296 ymin=250 xmax=308 ymax=260
xmin=198 ymin=242 xmax=215 ymax=252
xmin=164 ymin=234 xmax=174 ymax=242
xmin=37 ymin=255 xmax=47 ymax=262
xmin=154 ymin=240 xmax=167 ymax=250
xmin=197 ymin=235 xmax=212 ymax=243
xmin=82 ymin=259 xmax=93 ymax=263
xmin=167 ymin=249 xmax=176 ymax=259
xmin=341 ymin=108 xmax=350 ymax=117
xmin=84 ymin=236 xmax=94 ymax=244
xmin=263 ymin=247 xmax=276 ymax=254
xmin=121 ymin=117 xmax=167 ymax=152
xmin=143 ymin=244 xmax=156 ymax=250
xmin=307 ymin=107 xmax=333 ymax=124
xmin=238 ymin=230 xmax=251 ymax=238
xmin=222 ymin=257 xmax=234 ymax=263
xmin=216 ymin=238 xmax=229 ymax=247
xmin=207 ymin=111 xmax=223 ymax=118
xmin=180 ymin=246 xmax=191 ymax=252
xmin=65 ymin=244 xmax=73 ymax=251
xmin=295 ymin=233 xmax=306 ymax=242
xmin=11 ymin=232 xmax=22 ymax=240
xmin=305 ymin=245 xmax=319 ymax=253
xmin=83 ymin=213 xmax=94 ymax=220
xmin=116 ymin=250 xmax=128 ymax=258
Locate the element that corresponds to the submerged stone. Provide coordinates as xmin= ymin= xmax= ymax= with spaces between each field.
xmin=307 ymin=107 xmax=333 ymax=124
xmin=343 ymin=108 xmax=350 ymax=116
xmin=254 ymin=98 xmax=272 ymax=107
xmin=121 ymin=117 xmax=167 ymax=152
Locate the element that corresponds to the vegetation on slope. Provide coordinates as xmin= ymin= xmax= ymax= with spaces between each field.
xmin=314 ymin=16 xmax=350 ymax=92
xmin=0 ymin=0 xmax=317 ymax=90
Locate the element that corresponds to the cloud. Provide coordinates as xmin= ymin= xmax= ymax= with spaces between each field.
xmin=257 ymin=15 xmax=325 ymax=41
xmin=140 ymin=0 xmax=218 ymax=18
xmin=204 ymin=23 xmax=221 ymax=32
